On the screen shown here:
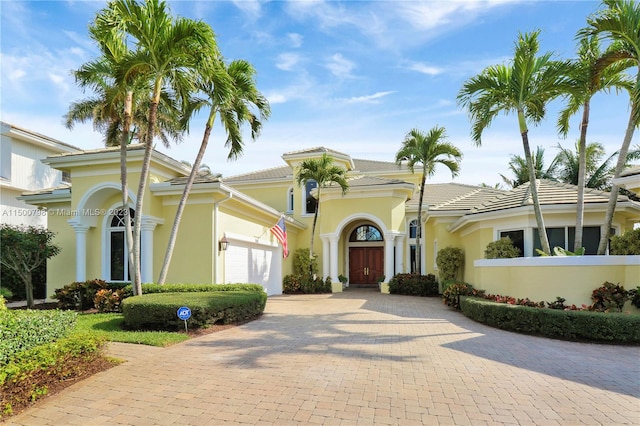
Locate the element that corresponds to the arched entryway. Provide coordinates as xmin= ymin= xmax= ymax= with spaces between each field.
xmin=347 ymin=224 xmax=384 ymax=286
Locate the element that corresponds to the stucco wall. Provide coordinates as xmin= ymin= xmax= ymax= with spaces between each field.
xmin=474 ymin=256 xmax=640 ymax=307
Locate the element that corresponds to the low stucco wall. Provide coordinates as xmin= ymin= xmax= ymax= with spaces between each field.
xmin=474 ymin=256 xmax=640 ymax=307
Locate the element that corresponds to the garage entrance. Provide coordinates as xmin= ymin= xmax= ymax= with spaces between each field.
xmin=224 ymin=239 xmax=281 ymax=295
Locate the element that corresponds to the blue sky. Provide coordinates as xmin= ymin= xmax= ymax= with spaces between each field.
xmin=1 ymin=0 xmax=636 ymax=185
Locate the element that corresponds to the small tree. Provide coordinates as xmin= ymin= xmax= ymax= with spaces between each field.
xmin=485 ymin=237 xmax=521 ymax=259
xmin=435 ymin=246 xmax=464 ymax=282
xmin=0 ymin=225 xmax=61 ymax=308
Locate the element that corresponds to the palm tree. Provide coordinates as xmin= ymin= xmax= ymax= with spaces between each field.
xmin=554 ymin=141 xmax=640 ymax=189
xmin=499 ymin=146 xmax=559 ymax=189
xmin=157 ymin=58 xmax=270 ymax=284
xmin=295 ymin=154 xmax=349 ymax=271
xmin=580 ymin=0 xmax=640 ymax=254
xmin=93 ymin=0 xmax=217 ymax=293
xmin=557 ymin=34 xmax=633 ymax=251
xmin=395 ymin=126 xmax=462 ymax=273
xmin=457 ymin=31 xmax=573 ymax=255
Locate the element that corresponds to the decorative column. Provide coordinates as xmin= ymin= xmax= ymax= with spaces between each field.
xmin=141 ymin=216 xmax=163 ymax=283
xmin=321 ymin=236 xmax=330 ymax=279
xmin=68 ymin=220 xmax=89 ymax=282
xmin=329 ymin=235 xmax=339 ymax=282
xmin=395 ymin=235 xmax=405 ymax=275
xmin=384 ymin=234 xmax=395 ymax=282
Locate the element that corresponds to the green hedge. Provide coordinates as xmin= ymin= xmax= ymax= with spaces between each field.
xmin=138 ymin=283 xmax=265 ymax=294
xmin=388 ymin=274 xmax=439 ymax=297
xmin=1 ymin=333 xmax=106 ymax=417
xmin=460 ymin=297 xmax=640 ymax=344
xmin=54 ymin=280 xmax=265 ymax=311
xmin=0 ymin=310 xmax=77 ymax=366
xmin=122 ymin=291 xmax=267 ymax=331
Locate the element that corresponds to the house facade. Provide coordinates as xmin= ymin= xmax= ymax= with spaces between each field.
xmin=1 ymin=122 xmax=79 ymax=227
xmin=21 ymin=145 xmax=640 ymax=302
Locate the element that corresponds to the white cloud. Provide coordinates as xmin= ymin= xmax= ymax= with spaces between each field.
xmin=409 ymin=63 xmax=444 ymax=76
xmin=287 ymin=33 xmax=303 ymax=48
xmin=231 ymin=0 xmax=262 ymax=18
xmin=276 ymin=53 xmax=300 ymax=71
xmin=345 ymin=91 xmax=395 ymax=104
xmin=325 ymin=53 xmax=354 ymax=78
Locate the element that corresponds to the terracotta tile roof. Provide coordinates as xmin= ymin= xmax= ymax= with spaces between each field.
xmin=469 ymin=179 xmax=630 ymax=214
xmin=165 ymin=172 xmax=223 ymax=185
xmin=224 ymin=165 xmax=292 ymax=182
xmin=224 ymin=158 xmax=407 ymax=183
xmin=405 ymin=183 xmax=505 ymax=211
xmin=351 ymin=158 xmax=407 ymax=173
xmin=345 ymin=175 xmax=410 ymax=187
xmin=282 ymin=146 xmax=349 ymax=157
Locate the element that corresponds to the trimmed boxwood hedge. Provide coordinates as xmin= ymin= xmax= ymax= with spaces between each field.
xmin=122 ymin=291 xmax=267 ymax=331
xmin=388 ymin=274 xmax=439 ymax=297
xmin=460 ymin=297 xmax=640 ymax=344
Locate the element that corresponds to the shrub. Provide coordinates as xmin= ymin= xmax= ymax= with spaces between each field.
xmin=1 ymin=333 xmax=107 ymax=418
xmin=53 ymin=279 xmax=109 ymax=311
xmin=436 ymin=247 xmax=464 ymax=282
xmin=0 ymin=310 xmax=77 ymax=366
xmin=546 ymin=297 xmax=568 ymax=310
xmin=388 ymin=274 xmax=438 ymax=297
xmin=0 ymin=296 xmax=5 ymax=311
xmin=484 ymin=237 xmax=521 ymax=259
xmin=283 ymin=274 xmax=303 ymax=293
xmin=460 ymin=297 xmax=640 ymax=344
xmin=610 ymin=228 xmax=640 ymax=255
xmin=121 ymin=291 xmax=267 ymax=331
xmin=301 ymin=276 xmax=332 ymax=294
xmin=442 ymin=282 xmax=475 ymax=310
xmin=138 ymin=283 xmax=264 ymax=294
xmin=93 ymin=289 xmax=125 ymax=313
xmin=590 ymin=282 xmax=629 ymax=312
xmin=292 ymin=248 xmax=318 ymax=277
xmin=630 ymin=287 xmax=640 ymax=309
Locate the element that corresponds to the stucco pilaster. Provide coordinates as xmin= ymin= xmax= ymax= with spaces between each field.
xmin=68 ymin=220 xmax=89 ymax=282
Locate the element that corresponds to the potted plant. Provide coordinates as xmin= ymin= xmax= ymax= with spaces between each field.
xmin=338 ymin=274 xmax=348 ymax=289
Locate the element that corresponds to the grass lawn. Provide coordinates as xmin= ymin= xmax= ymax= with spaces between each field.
xmin=74 ymin=313 xmax=190 ymax=347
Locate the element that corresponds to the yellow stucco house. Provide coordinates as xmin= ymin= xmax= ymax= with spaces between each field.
xmin=21 ymin=145 xmax=640 ymax=304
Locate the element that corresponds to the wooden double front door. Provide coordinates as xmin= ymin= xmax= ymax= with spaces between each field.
xmin=349 ymin=247 xmax=384 ymax=285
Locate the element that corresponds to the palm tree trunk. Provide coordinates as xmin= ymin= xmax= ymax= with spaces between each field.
xmin=132 ymin=98 xmax=159 ymax=294
xmin=416 ymin=173 xmax=426 ymax=274
xmin=574 ymin=100 xmax=590 ymax=252
xmin=597 ymin=109 xmax=637 ymax=254
xmin=121 ymin=91 xmax=135 ymax=283
xmin=521 ymin=127 xmax=551 ymax=255
xmin=158 ymin=123 xmax=214 ymax=284
xmin=310 ymin=190 xmax=320 ymax=277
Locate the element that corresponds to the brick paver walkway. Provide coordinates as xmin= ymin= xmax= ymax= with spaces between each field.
xmin=5 ymin=289 xmax=640 ymax=425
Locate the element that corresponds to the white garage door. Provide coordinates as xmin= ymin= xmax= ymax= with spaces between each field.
xmin=224 ymin=240 xmax=282 ymax=296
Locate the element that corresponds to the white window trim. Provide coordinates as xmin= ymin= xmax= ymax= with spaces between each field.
xmin=101 ymin=203 xmax=134 ymax=282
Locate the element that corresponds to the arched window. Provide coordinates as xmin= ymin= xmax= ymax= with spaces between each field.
xmin=108 ymin=208 xmax=134 ymax=281
xmin=304 ymin=180 xmax=317 ymax=214
xmin=349 ymin=225 xmax=383 ymax=242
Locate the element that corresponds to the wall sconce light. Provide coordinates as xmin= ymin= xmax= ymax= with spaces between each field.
xmin=219 ymin=235 xmax=229 ymax=251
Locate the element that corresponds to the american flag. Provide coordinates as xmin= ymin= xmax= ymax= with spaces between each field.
xmin=270 ymin=217 xmax=289 ymax=258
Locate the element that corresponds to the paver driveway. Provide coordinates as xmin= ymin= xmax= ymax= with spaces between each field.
xmin=6 ymin=289 xmax=640 ymax=425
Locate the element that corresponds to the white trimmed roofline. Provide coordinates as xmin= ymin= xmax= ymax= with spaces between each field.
xmin=1 ymin=121 xmax=80 ymax=153
xmin=447 ymin=200 xmax=640 ymax=233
